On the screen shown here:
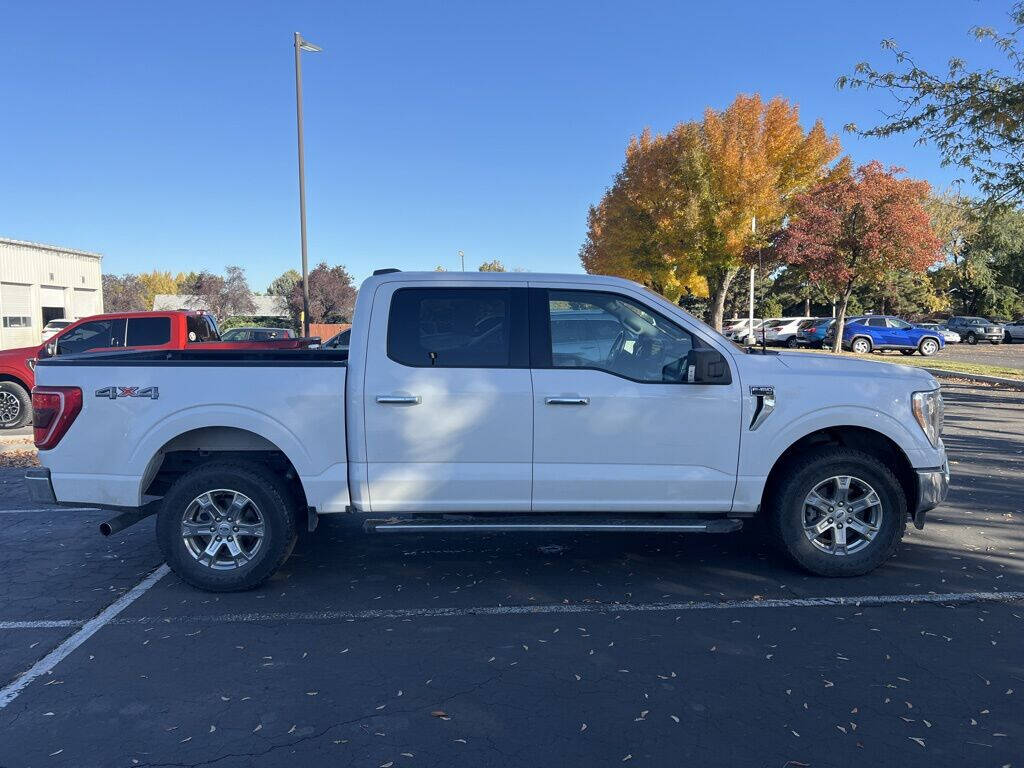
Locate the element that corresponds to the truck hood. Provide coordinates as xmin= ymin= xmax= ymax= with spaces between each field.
xmin=0 ymin=344 xmax=41 ymax=364
xmin=773 ymin=351 xmax=939 ymax=389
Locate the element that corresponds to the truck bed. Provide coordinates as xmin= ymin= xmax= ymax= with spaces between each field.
xmin=33 ymin=348 xmax=349 ymax=512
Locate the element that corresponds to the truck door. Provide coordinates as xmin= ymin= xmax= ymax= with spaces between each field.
xmin=361 ymin=284 xmax=533 ymax=512
xmin=529 ymin=286 xmax=742 ymax=512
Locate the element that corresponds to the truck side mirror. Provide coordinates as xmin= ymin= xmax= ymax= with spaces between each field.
xmin=41 ymin=340 xmax=57 ymax=358
xmin=684 ymin=348 xmax=732 ymax=385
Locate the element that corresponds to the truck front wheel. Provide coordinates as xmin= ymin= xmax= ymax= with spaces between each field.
xmin=768 ymin=448 xmax=907 ymax=577
xmin=157 ymin=461 xmax=298 ymax=592
xmin=0 ymin=381 xmax=32 ymax=429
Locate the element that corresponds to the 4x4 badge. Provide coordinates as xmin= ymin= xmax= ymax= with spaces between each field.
xmin=95 ymin=386 xmax=160 ymax=400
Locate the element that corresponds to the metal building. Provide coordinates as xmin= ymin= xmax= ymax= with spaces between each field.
xmin=0 ymin=237 xmax=104 ymax=350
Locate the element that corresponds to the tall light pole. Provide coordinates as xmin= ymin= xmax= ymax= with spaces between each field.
xmin=294 ymin=32 xmax=321 ymax=337
xmin=746 ymin=216 xmax=757 ymax=346
xmin=458 ymin=250 xmax=465 ymax=271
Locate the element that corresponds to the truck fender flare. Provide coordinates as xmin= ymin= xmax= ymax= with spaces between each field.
xmin=130 ymin=405 xmax=313 ymax=483
xmin=756 ymin=405 xmax=926 ymax=475
xmin=0 ymin=371 xmax=31 ymax=392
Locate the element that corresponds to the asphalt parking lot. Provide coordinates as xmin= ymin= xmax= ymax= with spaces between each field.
xmin=937 ymin=339 xmax=1024 ymax=371
xmin=0 ymin=382 xmax=1022 ymax=767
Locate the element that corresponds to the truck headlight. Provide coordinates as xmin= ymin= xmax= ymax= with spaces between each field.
xmin=912 ymin=389 xmax=944 ymax=448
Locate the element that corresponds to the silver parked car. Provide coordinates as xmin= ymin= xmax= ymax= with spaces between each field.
xmin=914 ymin=322 xmax=960 ymax=344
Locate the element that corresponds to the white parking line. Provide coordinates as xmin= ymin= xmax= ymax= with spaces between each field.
xmin=0 ymin=619 xmax=81 ymax=629
xmin=0 ymin=507 xmax=101 ymax=515
xmin=0 ymin=564 xmax=169 ymax=709
xmin=3 ymin=588 xmax=1023 ymax=632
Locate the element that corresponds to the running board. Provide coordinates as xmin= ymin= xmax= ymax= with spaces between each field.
xmin=363 ymin=516 xmax=743 ymax=534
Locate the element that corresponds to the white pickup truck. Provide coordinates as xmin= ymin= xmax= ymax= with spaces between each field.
xmin=27 ymin=270 xmax=949 ymax=591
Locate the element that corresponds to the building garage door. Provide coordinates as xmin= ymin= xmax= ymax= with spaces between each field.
xmin=1 ymin=282 xmax=35 ymax=349
xmin=40 ymin=286 xmax=66 ymax=326
xmin=72 ymin=288 xmax=99 ymax=320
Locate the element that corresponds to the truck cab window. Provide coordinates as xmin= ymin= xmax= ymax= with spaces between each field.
xmin=126 ymin=317 xmax=171 ymax=346
xmin=546 ymin=290 xmax=695 ymax=382
xmin=388 ymin=288 xmax=512 ymax=367
xmin=187 ymin=315 xmax=217 ymax=343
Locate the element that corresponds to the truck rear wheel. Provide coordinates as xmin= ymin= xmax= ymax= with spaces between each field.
xmin=157 ymin=461 xmax=298 ymax=592
xmin=0 ymin=381 xmax=32 ymax=429
xmin=768 ymin=448 xmax=907 ymax=577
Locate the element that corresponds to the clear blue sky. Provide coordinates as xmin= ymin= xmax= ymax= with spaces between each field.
xmin=0 ymin=0 xmax=1012 ymax=290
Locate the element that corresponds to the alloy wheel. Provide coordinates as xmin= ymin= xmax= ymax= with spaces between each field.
xmin=920 ymin=339 xmax=938 ymax=356
xmin=181 ymin=489 xmax=266 ymax=570
xmin=0 ymin=391 xmax=21 ymax=426
xmin=802 ymin=475 xmax=883 ymax=556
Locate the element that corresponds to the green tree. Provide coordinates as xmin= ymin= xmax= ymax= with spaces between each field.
xmin=838 ymin=3 xmax=1024 ymax=202
xmin=102 ymin=274 xmax=147 ymax=312
xmin=268 ymin=269 xmax=301 ymax=298
xmin=478 ymin=260 xmax=506 ymax=272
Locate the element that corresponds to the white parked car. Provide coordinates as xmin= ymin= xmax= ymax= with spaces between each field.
xmin=1002 ymin=317 xmax=1024 ymax=343
xmin=28 ymin=270 xmax=948 ymax=591
xmin=724 ymin=318 xmax=758 ymax=335
xmin=914 ymin=323 xmax=960 ymax=344
xmin=726 ymin=318 xmax=776 ymax=341
xmin=40 ymin=318 xmax=73 ymax=342
xmin=761 ymin=317 xmax=813 ymax=348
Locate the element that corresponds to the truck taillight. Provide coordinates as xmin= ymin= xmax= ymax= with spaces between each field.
xmin=32 ymin=387 xmax=82 ymax=450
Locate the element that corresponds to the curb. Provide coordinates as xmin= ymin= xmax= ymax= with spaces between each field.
xmin=924 ymin=367 xmax=1024 ymax=391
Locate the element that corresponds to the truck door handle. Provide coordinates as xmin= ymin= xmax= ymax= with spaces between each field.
xmin=545 ymin=397 xmax=589 ymax=405
xmin=376 ymin=395 xmax=421 ymax=405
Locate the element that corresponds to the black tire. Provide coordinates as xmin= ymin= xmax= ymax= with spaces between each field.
xmin=768 ymin=447 xmax=907 ymax=577
xmin=850 ymin=337 xmax=872 ymax=355
xmin=918 ymin=337 xmax=940 ymax=357
xmin=785 ymin=337 xmax=799 ymax=349
xmin=0 ymin=381 xmax=32 ymax=429
xmin=965 ymin=331 xmax=977 ymax=344
xmin=900 ymin=349 xmax=915 ymax=356
xmin=989 ymin=339 xmax=1000 ymax=345
xmin=157 ymin=461 xmax=298 ymax=592
xmin=1003 ymin=332 xmax=1013 ymax=344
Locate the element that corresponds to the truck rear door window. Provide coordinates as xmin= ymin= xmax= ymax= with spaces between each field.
xmin=388 ymin=288 xmax=522 ymax=368
xmin=127 ymin=317 xmax=171 ymax=346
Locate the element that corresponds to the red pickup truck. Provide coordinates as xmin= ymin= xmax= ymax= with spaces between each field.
xmin=0 ymin=311 xmax=310 ymax=429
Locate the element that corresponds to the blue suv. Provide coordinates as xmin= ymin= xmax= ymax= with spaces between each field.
xmin=826 ymin=315 xmax=944 ymax=356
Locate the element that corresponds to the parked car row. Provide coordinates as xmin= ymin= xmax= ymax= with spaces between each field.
xmin=0 ymin=312 xmax=315 ymax=429
xmin=824 ymin=316 xmax=944 ymax=356
xmin=724 ymin=312 xmax=1024 ymax=350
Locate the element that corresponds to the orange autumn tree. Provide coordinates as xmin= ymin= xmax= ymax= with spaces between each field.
xmin=778 ymin=161 xmax=943 ymax=353
xmin=581 ymin=124 xmax=709 ymax=302
xmin=582 ymin=94 xmax=847 ymax=329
